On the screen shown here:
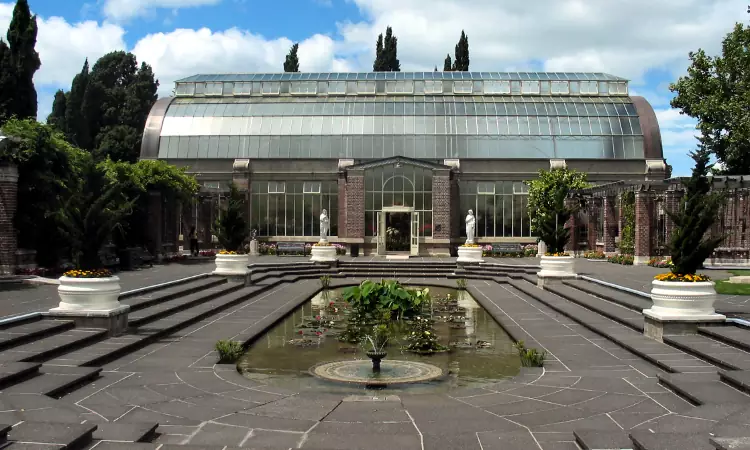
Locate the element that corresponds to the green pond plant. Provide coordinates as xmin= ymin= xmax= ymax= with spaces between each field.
xmin=513 ymin=340 xmax=546 ymax=367
xmin=342 ymin=279 xmax=430 ymax=319
xmin=404 ymin=315 xmax=449 ymax=354
xmin=455 ymin=278 xmax=467 ymax=290
xmin=215 ymin=340 xmax=244 ymax=364
xmin=319 ymin=275 xmax=331 ymax=289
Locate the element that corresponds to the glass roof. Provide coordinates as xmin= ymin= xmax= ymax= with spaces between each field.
xmin=175 ymin=72 xmax=627 ymax=83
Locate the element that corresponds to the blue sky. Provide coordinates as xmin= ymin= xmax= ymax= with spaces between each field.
xmin=1 ymin=0 xmax=747 ymax=175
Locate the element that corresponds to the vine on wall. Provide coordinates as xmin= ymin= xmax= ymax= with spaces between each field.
xmin=620 ymin=191 xmax=635 ymax=255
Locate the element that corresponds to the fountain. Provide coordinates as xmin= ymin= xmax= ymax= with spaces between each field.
xmin=365 ymin=349 xmax=387 ymax=372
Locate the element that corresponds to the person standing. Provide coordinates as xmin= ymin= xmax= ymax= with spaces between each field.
xmin=189 ymin=226 xmax=199 ymax=256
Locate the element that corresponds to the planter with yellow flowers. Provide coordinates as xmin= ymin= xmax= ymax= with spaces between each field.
xmin=212 ymin=184 xmax=250 ymax=276
xmin=643 ymin=149 xmax=727 ymax=339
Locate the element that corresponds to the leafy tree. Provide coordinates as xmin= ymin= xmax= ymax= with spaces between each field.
xmin=525 ymin=168 xmax=589 ymax=253
xmin=65 ymin=59 xmax=90 ymax=148
xmin=213 ymin=183 xmax=248 ymax=252
xmin=443 ymin=54 xmax=452 ymax=71
xmin=6 ymin=0 xmax=40 ymax=120
xmin=284 ymin=43 xmax=300 ymax=72
xmin=0 ymin=40 xmax=16 ymax=125
xmin=670 ymin=20 xmax=750 ymax=174
xmin=666 ymin=146 xmax=726 ymax=275
xmin=47 ymin=90 xmax=67 ymax=131
xmin=374 ymin=26 xmax=399 ymax=71
xmin=55 ymin=156 xmax=135 ymax=270
xmin=373 ymin=33 xmax=385 ymax=71
xmin=453 ymin=30 xmax=470 ymax=71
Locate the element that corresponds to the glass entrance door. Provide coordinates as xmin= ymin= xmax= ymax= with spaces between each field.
xmin=410 ymin=211 xmax=420 ymax=256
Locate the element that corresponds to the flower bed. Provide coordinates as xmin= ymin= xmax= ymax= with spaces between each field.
xmin=584 ymin=250 xmax=606 ymax=260
xmin=648 ymin=257 xmax=673 ymax=268
xmin=607 ymin=254 xmax=634 ymax=265
xmin=218 ymin=250 xmax=244 ymax=255
xmin=259 ymin=242 xmax=277 ymax=255
xmin=654 ymin=272 xmax=710 ymax=282
xmin=63 ymin=269 xmax=113 ymax=278
xmin=199 ymin=250 xmax=216 ymax=257
xmin=545 ymin=252 xmax=570 ymax=257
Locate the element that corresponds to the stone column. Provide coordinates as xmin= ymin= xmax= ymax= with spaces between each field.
xmin=634 ymin=190 xmax=653 ymax=265
xmin=0 ymin=165 xmax=18 ymax=275
xmin=603 ymin=196 xmax=617 ymax=254
xmin=564 ymin=198 xmax=577 ymax=253
xmin=432 ymin=169 xmax=451 ymax=240
xmin=337 ymin=172 xmax=347 ymax=238
xmin=587 ymin=199 xmax=599 ymax=250
xmin=146 ymin=191 xmax=163 ymax=258
xmin=232 ymin=160 xmax=251 ymax=245
xmin=345 ymin=171 xmax=365 ymax=239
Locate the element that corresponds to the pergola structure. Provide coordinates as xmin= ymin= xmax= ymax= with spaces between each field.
xmin=572 ymin=175 xmax=750 ymax=265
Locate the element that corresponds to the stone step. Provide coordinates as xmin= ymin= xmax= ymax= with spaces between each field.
xmin=543 ymin=282 xmax=645 ymax=332
xmin=48 ymin=279 xmax=287 ymax=367
xmin=92 ymin=423 xmax=158 ymax=443
xmin=251 ymin=267 xmax=335 ymax=284
xmin=0 ymin=328 xmax=108 ymax=364
xmin=0 ymin=320 xmax=75 ymax=351
xmin=0 ymin=424 xmax=10 ymax=446
xmin=127 ymin=282 xmax=244 ymax=327
xmin=657 ymin=373 xmax=750 ymax=406
xmin=564 ymin=278 xmax=652 ymax=312
xmin=0 ymin=362 xmax=42 ymax=389
xmin=719 ymin=370 xmax=750 ymax=395
xmin=1 ymin=365 xmax=101 ymax=398
xmin=664 ymin=334 xmax=750 ymax=371
xmin=122 ymin=277 xmax=228 ymax=312
xmin=629 ymin=430 xmax=713 ymax=450
xmin=573 ymin=430 xmax=634 ymax=450
xmin=699 ymin=326 xmax=750 ymax=353
xmin=7 ymin=422 xmax=97 ymax=450
xmin=119 ymin=274 xmax=212 ymax=301
xmin=711 ymin=437 xmax=750 ymax=450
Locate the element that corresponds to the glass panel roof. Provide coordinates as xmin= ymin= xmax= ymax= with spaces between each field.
xmin=175 ymin=71 xmax=627 ymax=83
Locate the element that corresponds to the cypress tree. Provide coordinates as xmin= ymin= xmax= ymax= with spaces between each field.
xmin=65 ymin=59 xmax=90 ymax=149
xmin=47 ymin=90 xmax=67 ymax=131
xmin=373 ymin=33 xmax=385 ymax=71
xmin=0 ymin=40 xmax=16 ymax=125
xmin=453 ymin=30 xmax=470 ymax=71
xmin=443 ymin=54 xmax=452 ymax=71
xmin=7 ymin=0 xmax=41 ymax=120
xmin=284 ymin=43 xmax=300 ymax=72
xmin=383 ymin=26 xmax=400 ymax=72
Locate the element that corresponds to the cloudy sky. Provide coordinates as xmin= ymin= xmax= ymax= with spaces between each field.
xmin=0 ymin=0 xmax=746 ymax=174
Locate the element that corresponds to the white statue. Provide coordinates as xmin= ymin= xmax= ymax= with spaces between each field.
xmin=465 ymin=210 xmax=476 ymax=244
xmin=320 ymin=209 xmax=330 ymax=243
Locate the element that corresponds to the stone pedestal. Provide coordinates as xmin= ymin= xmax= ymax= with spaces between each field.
xmin=249 ymin=240 xmax=259 ymax=256
xmin=48 ymin=275 xmax=129 ymax=336
xmin=457 ymin=246 xmax=483 ymax=263
xmin=643 ymin=280 xmax=725 ymax=341
xmin=537 ymin=241 xmax=546 ymax=258
xmin=643 ymin=313 xmax=725 ymax=342
xmin=537 ymin=255 xmax=576 ymax=288
xmin=311 ymin=244 xmax=337 ymax=262
xmin=47 ymin=305 xmax=130 ymax=337
xmin=213 ymin=253 xmax=250 ymax=276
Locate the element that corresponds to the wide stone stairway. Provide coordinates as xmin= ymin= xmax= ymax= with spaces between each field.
xmin=0 ymin=261 xmax=748 ymax=449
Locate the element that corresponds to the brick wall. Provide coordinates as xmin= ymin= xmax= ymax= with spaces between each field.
xmin=587 ymin=200 xmax=599 ymax=250
xmin=603 ymin=196 xmax=616 ymax=253
xmin=337 ymin=174 xmax=347 ymax=238
xmin=564 ymin=198 xmax=577 ymax=252
xmin=432 ymin=174 xmax=451 ymax=239
xmin=450 ymin=177 xmax=460 ymax=239
xmin=663 ymin=190 xmax=682 ymax=246
xmin=0 ymin=165 xmax=18 ymax=275
xmin=634 ymin=191 xmax=653 ymax=262
xmin=345 ymin=174 xmax=365 ymax=239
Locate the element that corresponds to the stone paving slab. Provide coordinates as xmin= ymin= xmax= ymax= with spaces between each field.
xmin=0 ymin=328 xmax=107 ymax=363
xmin=665 ymin=334 xmax=750 ymax=371
xmin=699 ymin=326 xmax=750 ymax=352
xmin=0 ymin=320 xmax=74 ymax=351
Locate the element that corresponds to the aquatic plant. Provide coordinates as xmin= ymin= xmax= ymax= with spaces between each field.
xmin=404 ymin=316 xmax=449 ymax=355
xmin=342 ymin=279 xmax=430 ymax=319
xmin=215 ymin=340 xmax=244 ymax=364
xmin=513 ymin=340 xmax=546 ymax=367
xmin=319 ymin=275 xmax=331 ymax=289
xmin=455 ymin=278 xmax=467 ymax=290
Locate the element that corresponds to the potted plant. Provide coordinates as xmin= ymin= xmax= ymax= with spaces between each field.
xmin=646 ymin=148 xmax=725 ymax=319
xmin=212 ymin=183 xmax=250 ymax=276
xmin=53 ymin=158 xmax=135 ymax=312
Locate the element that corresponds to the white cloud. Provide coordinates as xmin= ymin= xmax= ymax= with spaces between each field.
xmin=102 ymin=0 xmax=221 ymax=22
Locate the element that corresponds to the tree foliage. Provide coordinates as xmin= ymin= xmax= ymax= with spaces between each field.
xmin=667 ymin=146 xmax=726 ymax=275
xmin=525 ymin=168 xmax=589 ymax=253
xmin=443 ymin=54 xmax=452 ymax=71
xmin=213 ymin=183 xmax=248 ymax=252
xmin=670 ymin=21 xmax=750 ymax=174
xmin=0 ymin=40 xmax=16 ymax=125
xmin=619 ymin=191 xmax=635 ymax=255
xmin=6 ymin=0 xmax=40 ymax=121
xmin=373 ymin=26 xmax=400 ymax=72
xmin=452 ymin=30 xmax=470 ymax=71
xmin=64 ymin=59 xmax=90 ymax=148
xmin=47 ymin=90 xmax=67 ymax=131
xmin=284 ymin=43 xmax=300 ymax=72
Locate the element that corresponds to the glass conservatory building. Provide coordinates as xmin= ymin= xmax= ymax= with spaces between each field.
xmin=140 ymin=72 xmax=666 ymax=256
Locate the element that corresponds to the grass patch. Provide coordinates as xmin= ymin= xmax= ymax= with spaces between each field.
xmin=729 ymin=270 xmax=750 ymax=277
xmin=715 ymin=280 xmax=750 ymax=296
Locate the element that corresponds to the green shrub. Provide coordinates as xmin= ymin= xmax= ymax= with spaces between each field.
xmin=455 ymin=278 xmax=467 ymax=290
xmin=513 ymin=341 xmax=546 ymax=367
xmin=342 ymin=279 xmax=430 ymax=319
xmin=320 ymin=275 xmax=331 ymax=289
xmin=215 ymin=340 xmax=244 ymax=364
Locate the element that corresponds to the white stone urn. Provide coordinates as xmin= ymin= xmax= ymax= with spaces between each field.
xmin=644 ymin=279 xmax=724 ymax=321
xmin=52 ymin=275 xmax=122 ymax=312
xmin=537 ymin=255 xmax=576 ymax=278
xmin=457 ymin=245 xmax=484 ymax=263
xmin=213 ymin=253 xmax=250 ymax=276
xmin=311 ymin=243 xmax=337 ymax=262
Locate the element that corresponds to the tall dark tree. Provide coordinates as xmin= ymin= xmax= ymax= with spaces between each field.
xmin=47 ymin=90 xmax=67 ymax=130
xmin=7 ymin=0 xmax=41 ymax=120
xmin=65 ymin=59 xmax=90 ymax=148
xmin=284 ymin=43 xmax=300 ymax=72
xmin=373 ymin=33 xmax=385 ymax=71
xmin=0 ymin=40 xmax=16 ymax=125
xmin=670 ymin=17 xmax=750 ymax=174
xmin=453 ymin=30 xmax=469 ymax=71
xmin=443 ymin=54 xmax=452 ymax=71
xmin=373 ymin=26 xmax=399 ymax=71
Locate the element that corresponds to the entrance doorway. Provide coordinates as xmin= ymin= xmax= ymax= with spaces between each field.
xmin=376 ymin=207 xmax=420 ymax=256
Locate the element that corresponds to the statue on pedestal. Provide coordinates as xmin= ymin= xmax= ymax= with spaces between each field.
xmin=320 ymin=209 xmax=330 ymax=243
xmin=465 ymin=210 xmax=476 ymax=245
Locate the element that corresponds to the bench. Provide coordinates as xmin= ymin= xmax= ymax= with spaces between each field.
xmin=490 ymin=243 xmax=523 ymax=256
xmin=276 ymin=242 xmax=307 ymax=256
xmin=133 ymin=247 xmax=154 ymax=267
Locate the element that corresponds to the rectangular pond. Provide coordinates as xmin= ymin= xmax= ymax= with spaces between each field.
xmin=238 ymin=285 xmax=520 ymax=393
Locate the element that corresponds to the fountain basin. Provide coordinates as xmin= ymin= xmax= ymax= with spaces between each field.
xmin=310 ymin=359 xmax=443 ymax=386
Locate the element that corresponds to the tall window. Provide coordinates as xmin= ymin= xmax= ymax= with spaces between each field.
xmin=364 ymin=165 xmax=433 ymax=237
xmin=459 ymin=181 xmax=531 ymax=238
xmin=250 ymin=181 xmax=338 ymax=237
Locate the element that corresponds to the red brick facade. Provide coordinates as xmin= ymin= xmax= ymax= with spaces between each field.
xmin=337 ymin=173 xmax=347 ymax=238
xmin=587 ymin=199 xmax=599 ymax=250
xmin=432 ymin=172 xmax=451 ymax=239
xmin=634 ymin=191 xmax=653 ymax=262
xmin=0 ymin=165 xmax=18 ymax=275
xmin=344 ymin=173 xmax=365 ymax=239
xmin=603 ymin=196 xmax=617 ymax=253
